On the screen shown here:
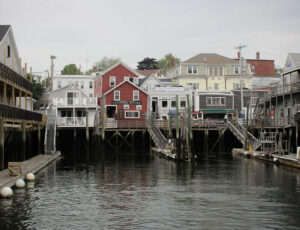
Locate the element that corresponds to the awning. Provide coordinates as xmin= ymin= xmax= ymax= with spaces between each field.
xmin=201 ymin=109 xmax=235 ymax=114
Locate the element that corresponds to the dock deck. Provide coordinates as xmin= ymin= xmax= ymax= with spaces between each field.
xmin=0 ymin=152 xmax=61 ymax=189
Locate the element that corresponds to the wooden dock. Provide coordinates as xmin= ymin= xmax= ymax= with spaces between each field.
xmin=0 ymin=152 xmax=61 ymax=189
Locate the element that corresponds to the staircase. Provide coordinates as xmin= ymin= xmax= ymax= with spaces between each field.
xmin=146 ymin=115 xmax=172 ymax=151
xmin=227 ymin=120 xmax=261 ymax=150
xmin=44 ymin=108 xmax=57 ymax=154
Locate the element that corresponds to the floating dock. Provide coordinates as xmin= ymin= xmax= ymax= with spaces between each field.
xmin=0 ymin=152 xmax=61 ymax=189
xmin=232 ymin=148 xmax=300 ymax=169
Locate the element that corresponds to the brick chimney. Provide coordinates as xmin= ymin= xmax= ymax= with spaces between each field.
xmin=256 ymin=51 xmax=260 ymax=60
xmin=237 ymin=51 xmax=240 ymax=59
xmin=170 ymin=57 xmax=175 ymax=67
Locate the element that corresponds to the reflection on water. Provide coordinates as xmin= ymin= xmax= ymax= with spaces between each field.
xmin=1 ymin=150 xmax=300 ymax=230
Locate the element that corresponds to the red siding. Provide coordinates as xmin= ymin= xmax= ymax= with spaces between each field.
xmin=105 ymin=82 xmax=148 ymax=120
xmin=102 ymin=64 xmax=138 ymax=95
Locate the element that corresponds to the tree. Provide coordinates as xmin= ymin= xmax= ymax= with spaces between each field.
xmin=274 ymin=65 xmax=283 ymax=74
xmin=95 ymin=57 xmax=121 ymax=70
xmin=61 ymin=64 xmax=82 ymax=75
xmin=157 ymin=53 xmax=180 ymax=72
xmin=137 ymin=57 xmax=158 ymax=70
xmin=32 ymin=80 xmax=45 ymax=100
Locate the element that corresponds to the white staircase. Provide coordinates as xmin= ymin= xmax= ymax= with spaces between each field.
xmin=44 ymin=108 xmax=57 ymax=154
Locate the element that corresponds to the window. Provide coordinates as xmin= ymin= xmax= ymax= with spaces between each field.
xmin=57 ymin=81 xmax=61 ymax=89
xmin=114 ymin=91 xmax=120 ymax=101
xmin=7 ymin=45 xmax=10 ymax=58
xmin=133 ymin=91 xmax=139 ymax=101
xmin=187 ymin=83 xmax=199 ymax=90
xmin=251 ymin=65 xmax=256 ymax=73
xmin=234 ymin=83 xmax=240 ymax=89
xmin=110 ymin=76 xmax=116 ymax=86
xmin=171 ymin=97 xmax=176 ymax=108
xmin=89 ymin=81 xmax=93 ymax=89
xmin=124 ymin=104 xmax=129 ymax=109
xmin=180 ymin=97 xmax=186 ymax=108
xmin=81 ymin=81 xmax=84 ymax=89
xmin=162 ymin=97 xmax=168 ymax=108
xmin=188 ymin=66 xmax=198 ymax=74
xmin=129 ymin=77 xmax=134 ymax=83
xmin=75 ymin=81 xmax=79 ymax=87
xmin=234 ymin=66 xmax=239 ymax=74
xmin=124 ymin=77 xmax=129 ymax=81
xmin=125 ymin=111 xmax=139 ymax=118
xmin=89 ymin=93 xmax=93 ymax=98
xmin=214 ymin=67 xmax=218 ymax=76
xmin=136 ymin=105 xmax=142 ymax=110
xmin=251 ymin=97 xmax=258 ymax=106
xmin=209 ymin=67 xmax=213 ymax=75
xmin=214 ymin=83 xmax=219 ymax=90
xmin=206 ymin=97 xmax=226 ymax=106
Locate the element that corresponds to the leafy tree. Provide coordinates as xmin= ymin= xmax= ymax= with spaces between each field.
xmin=157 ymin=53 xmax=180 ymax=72
xmin=32 ymin=80 xmax=45 ymax=100
xmin=274 ymin=65 xmax=283 ymax=74
xmin=95 ymin=57 xmax=121 ymax=70
xmin=137 ymin=57 xmax=158 ymax=70
xmin=61 ymin=64 xmax=82 ymax=75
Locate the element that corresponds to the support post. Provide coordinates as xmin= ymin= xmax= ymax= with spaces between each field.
xmin=18 ymin=90 xmax=22 ymax=108
xmin=204 ymin=130 xmax=209 ymax=156
xmin=296 ymin=122 xmax=299 ymax=148
xmin=101 ymin=96 xmax=106 ymax=141
xmin=289 ymin=127 xmax=292 ymax=153
xmin=168 ymin=110 xmax=172 ymax=139
xmin=30 ymin=66 xmax=33 ymax=82
xmin=19 ymin=57 xmax=22 ymax=75
xmin=38 ymin=123 xmax=41 ymax=154
xmin=3 ymin=82 xmax=7 ymax=105
xmin=0 ymin=119 xmax=4 ymax=171
xmin=25 ymin=93 xmax=27 ymax=110
xmin=12 ymin=86 xmax=15 ymax=106
xmin=86 ymin=108 xmax=89 ymax=142
xmin=21 ymin=122 xmax=26 ymax=161
xmin=187 ymin=94 xmax=194 ymax=160
xmin=175 ymin=95 xmax=180 ymax=159
xmin=244 ymin=102 xmax=249 ymax=150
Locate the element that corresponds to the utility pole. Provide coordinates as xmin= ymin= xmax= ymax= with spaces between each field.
xmin=50 ymin=55 xmax=56 ymax=91
xmin=235 ymin=44 xmax=246 ymax=116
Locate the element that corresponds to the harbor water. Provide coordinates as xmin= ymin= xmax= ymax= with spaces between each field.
xmin=1 ymin=149 xmax=300 ymax=229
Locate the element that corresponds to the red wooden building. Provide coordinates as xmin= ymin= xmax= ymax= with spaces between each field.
xmin=94 ymin=62 xmax=148 ymax=121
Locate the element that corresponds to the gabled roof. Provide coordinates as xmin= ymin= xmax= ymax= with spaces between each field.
xmin=183 ymin=53 xmax=238 ymax=64
xmin=139 ymin=74 xmax=160 ymax=87
xmin=49 ymin=84 xmax=91 ymax=99
xmin=101 ymin=61 xmax=140 ymax=76
xmin=283 ymin=53 xmax=300 ymax=73
xmin=136 ymin=69 xmax=161 ymax=77
xmin=0 ymin=25 xmax=10 ymax=43
xmin=103 ymin=80 xmax=148 ymax=97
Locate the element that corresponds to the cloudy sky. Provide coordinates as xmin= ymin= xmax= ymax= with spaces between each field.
xmin=0 ymin=0 xmax=299 ymax=74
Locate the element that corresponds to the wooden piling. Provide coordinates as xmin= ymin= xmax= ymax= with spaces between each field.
xmin=244 ymin=103 xmax=249 ymax=150
xmin=296 ymin=122 xmax=299 ymax=148
xmin=3 ymin=82 xmax=6 ymax=105
xmin=0 ymin=119 xmax=4 ymax=171
xmin=289 ymin=127 xmax=292 ymax=153
xmin=175 ymin=95 xmax=180 ymax=160
xmin=187 ymin=94 xmax=194 ymax=160
xmin=101 ymin=96 xmax=106 ymax=141
xmin=86 ymin=108 xmax=89 ymax=142
xmin=38 ymin=123 xmax=41 ymax=154
xmin=21 ymin=122 xmax=26 ymax=161
xmin=168 ymin=111 xmax=172 ymax=139
xmin=204 ymin=130 xmax=209 ymax=156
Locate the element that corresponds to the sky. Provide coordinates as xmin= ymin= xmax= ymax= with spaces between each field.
xmin=0 ymin=0 xmax=299 ymax=75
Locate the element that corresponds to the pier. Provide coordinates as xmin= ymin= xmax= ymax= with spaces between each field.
xmin=0 ymin=152 xmax=60 ymax=189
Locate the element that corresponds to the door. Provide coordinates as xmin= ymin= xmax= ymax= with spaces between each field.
xmin=106 ymin=106 xmax=116 ymax=118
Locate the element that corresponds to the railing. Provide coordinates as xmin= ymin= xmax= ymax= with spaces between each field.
xmin=0 ymin=103 xmax=43 ymax=121
xmin=53 ymin=98 xmax=97 ymax=106
xmin=0 ymin=62 xmax=32 ymax=92
xmin=251 ymin=117 xmax=295 ymax=128
xmin=146 ymin=116 xmax=168 ymax=150
xmin=56 ymin=117 xmax=87 ymax=127
xmin=154 ymin=119 xmax=226 ymax=129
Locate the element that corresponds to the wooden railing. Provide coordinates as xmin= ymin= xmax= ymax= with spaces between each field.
xmin=0 ymin=62 xmax=32 ymax=92
xmin=0 ymin=103 xmax=43 ymax=121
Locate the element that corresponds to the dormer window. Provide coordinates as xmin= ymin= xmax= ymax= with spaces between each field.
xmin=234 ymin=66 xmax=239 ymax=74
xmin=251 ymin=64 xmax=256 ymax=73
xmin=188 ymin=66 xmax=198 ymax=74
xmin=110 ymin=76 xmax=116 ymax=86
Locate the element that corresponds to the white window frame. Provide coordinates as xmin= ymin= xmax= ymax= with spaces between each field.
xmin=80 ymin=81 xmax=84 ymax=89
xmin=124 ymin=77 xmax=129 ymax=81
xmin=133 ymin=90 xmax=139 ymax=101
xmin=136 ymin=105 xmax=142 ymax=110
xmin=109 ymin=76 xmax=116 ymax=86
xmin=187 ymin=66 xmax=198 ymax=74
xmin=161 ymin=97 xmax=169 ymax=109
xmin=206 ymin=97 xmax=226 ymax=106
xmin=114 ymin=90 xmax=120 ymax=101
xmin=234 ymin=66 xmax=239 ymax=74
xmin=125 ymin=111 xmax=140 ymax=118
xmin=214 ymin=83 xmax=219 ymax=90
xmin=124 ymin=104 xmax=129 ymax=109
xmin=180 ymin=96 xmax=186 ymax=108
xmin=89 ymin=81 xmax=93 ymax=89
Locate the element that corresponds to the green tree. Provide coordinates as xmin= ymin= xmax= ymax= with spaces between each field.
xmin=157 ymin=53 xmax=180 ymax=72
xmin=42 ymin=77 xmax=50 ymax=88
xmin=95 ymin=57 xmax=121 ymax=70
xmin=137 ymin=57 xmax=158 ymax=70
xmin=32 ymin=80 xmax=45 ymax=100
xmin=61 ymin=64 xmax=82 ymax=75
xmin=274 ymin=65 xmax=283 ymax=74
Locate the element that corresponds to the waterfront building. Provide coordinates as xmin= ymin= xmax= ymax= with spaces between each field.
xmin=139 ymin=74 xmax=191 ymax=119
xmin=136 ymin=69 xmax=165 ymax=79
xmin=94 ymin=62 xmax=148 ymax=123
xmin=166 ymin=53 xmax=252 ymax=91
xmin=52 ymin=75 xmax=96 ymax=98
xmin=48 ymin=84 xmax=97 ymax=127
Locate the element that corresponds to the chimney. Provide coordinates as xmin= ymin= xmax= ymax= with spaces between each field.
xmin=93 ymin=66 xmax=97 ymax=72
xmin=237 ymin=52 xmax=240 ymax=59
xmin=170 ymin=57 xmax=175 ymax=67
xmin=256 ymin=51 xmax=260 ymax=60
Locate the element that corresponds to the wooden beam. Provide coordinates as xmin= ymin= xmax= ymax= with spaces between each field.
xmin=12 ymin=86 xmax=15 ymax=106
xmin=24 ymin=62 xmax=27 ymax=79
xmin=3 ymin=82 xmax=7 ymax=104
xmin=19 ymin=57 xmax=22 ymax=75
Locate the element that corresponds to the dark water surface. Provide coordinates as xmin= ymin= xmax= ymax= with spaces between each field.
xmin=1 ymin=151 xmax=300 ymax=230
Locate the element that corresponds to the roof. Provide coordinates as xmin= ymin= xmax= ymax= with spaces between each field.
xmin=136 ymin=69 xmax=161 ymax=77
xmin=283 ymin=53 xmax=300 ymax=73
xmin=101 ymin=61 xmax=140 ymax=76
xmin=0 ymin=25 xmax=10 ymax=42
xmin=183 ymin=53 xmax=238 ymax=64
xmin=103 ymin=80 xmax=148 ymax=97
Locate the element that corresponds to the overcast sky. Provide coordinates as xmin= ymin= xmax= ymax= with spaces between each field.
xmin=1 ymin=0 xmax=299 ymax=74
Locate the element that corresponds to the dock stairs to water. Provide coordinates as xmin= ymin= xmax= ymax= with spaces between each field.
xmin=146 ymin=116 xmax=175 ymax=158
xmin=44 ymin=108 xmax=57 ymax=154
xmin=227 ymin=120 xmax=261 ymax=150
